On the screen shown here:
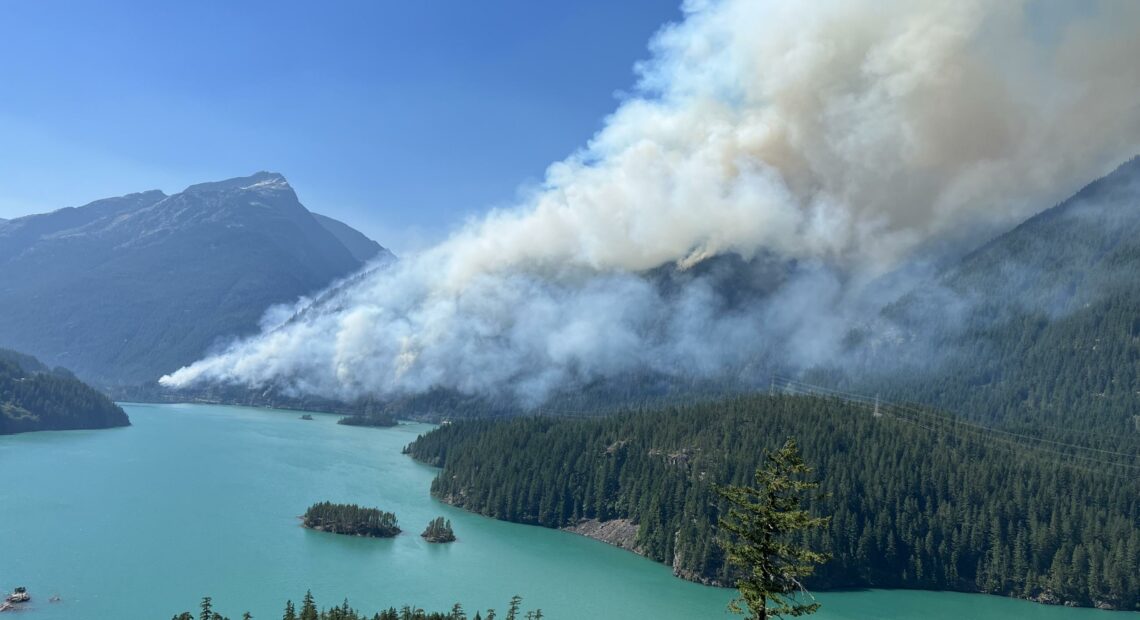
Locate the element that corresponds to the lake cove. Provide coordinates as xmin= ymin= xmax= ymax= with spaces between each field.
xmin=0 ymin=404 xmax=1134 ymax=619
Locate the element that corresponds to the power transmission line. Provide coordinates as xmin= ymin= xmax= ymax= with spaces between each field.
xmin=771 ymin=376 xmax=1140 ymax=477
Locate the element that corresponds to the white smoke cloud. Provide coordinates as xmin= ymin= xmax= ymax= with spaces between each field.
xmin=162 ymin=0 xmax=1140 ymax=404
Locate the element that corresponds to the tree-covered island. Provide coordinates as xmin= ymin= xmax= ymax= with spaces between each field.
xmin=302 ymin=502 xmax=401 ymax=538
xmin=421 ymin=517 xmax=456 ymax=543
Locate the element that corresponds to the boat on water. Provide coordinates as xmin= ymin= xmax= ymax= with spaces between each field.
xmin=1 ymin=587 xmax=29 ymax=612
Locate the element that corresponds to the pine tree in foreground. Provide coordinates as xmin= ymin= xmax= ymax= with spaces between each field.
xmin=717 ymin=437 xmax=830 ymax=620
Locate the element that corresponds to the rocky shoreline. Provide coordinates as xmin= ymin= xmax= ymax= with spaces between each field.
xmin=560 ymin=518 xmax=730 ymax=587
xmin=561 ymin=518 xmax=641 ymax=552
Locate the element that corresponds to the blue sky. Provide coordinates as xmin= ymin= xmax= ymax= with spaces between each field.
xmin=0 ymin=0 xmax=680 ymax=252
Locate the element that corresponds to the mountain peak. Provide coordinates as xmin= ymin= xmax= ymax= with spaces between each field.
xmin=0 ymin=171 xmax=382 ymax=386
xmin=182 ymin=171 xmax=291 ymax=194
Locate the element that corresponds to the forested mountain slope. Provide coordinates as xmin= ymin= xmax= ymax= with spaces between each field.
xmin=0 ymin=348 xmax=129 ymax=434
xmin=0 ymin=172 xmax=392 ymax=387
xmin=232 ymin=157 xmax=1140 ymax=427
xmin=846 ymin=156 xmax=1140 ymax=437
xmin=406 ymin=395 xmax=1140 ymax=610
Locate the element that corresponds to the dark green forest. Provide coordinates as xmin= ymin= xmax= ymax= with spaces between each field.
xmin=860 ymin=285 xmax=1140 ymax=443
xmin=405 ymin=394 xmax=1140 ymax=610
xmin=0 ymin=348 xmax=129 ymax=435
xmin=173 ymin=592 xmax=541 ymax=620
xmin=302 ymin=503 xmax=401 ymax=538
xmin=338 ymin=412 xmax=399 ymax=428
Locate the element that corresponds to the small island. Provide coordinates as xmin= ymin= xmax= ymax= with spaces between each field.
xmin=336 ymin=413 xmax=398 ymax=428
xmin=301 ymin=502 xmax=400 ymax=538
xmin=421 ymin=516 xmax=456 ymax=543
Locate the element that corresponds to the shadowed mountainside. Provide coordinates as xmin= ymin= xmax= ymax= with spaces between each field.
xmin=0 ymin=172 xmax=393 ymax=387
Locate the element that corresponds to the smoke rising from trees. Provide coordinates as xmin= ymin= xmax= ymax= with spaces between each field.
xmin=162 ymin=0 xmax=1140 ymax=404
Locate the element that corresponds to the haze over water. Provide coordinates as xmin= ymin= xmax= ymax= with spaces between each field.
xmin=0 ymin=404 xmax=1132 ymax=619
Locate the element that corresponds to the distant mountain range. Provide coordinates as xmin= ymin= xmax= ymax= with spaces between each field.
xmin=0 ymin=347 xmax=128 ymax=435
xmin=0 ymin=172 xmax=393 ymax=387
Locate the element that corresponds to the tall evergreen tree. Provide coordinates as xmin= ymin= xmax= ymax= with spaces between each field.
xmin=505 ymin=596 xmax=522 ymax=620
xmin=300 ymin=591 xmax=318 ymax=620
xmin=716 ymin=438 xmax=830 ymax=619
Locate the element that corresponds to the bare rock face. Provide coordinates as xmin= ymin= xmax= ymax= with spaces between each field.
xmin=561 ymin=518 xmax=641 ymax=552
xmin=669 ymin=530 xmax=726 ymax=587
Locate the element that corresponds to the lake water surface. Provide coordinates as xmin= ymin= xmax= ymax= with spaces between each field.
xmin=0 ymin=403 xmax=1134 ymax=619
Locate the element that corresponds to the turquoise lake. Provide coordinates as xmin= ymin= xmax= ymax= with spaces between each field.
xmin=0 ymin=403 xmax=1135 ymax=619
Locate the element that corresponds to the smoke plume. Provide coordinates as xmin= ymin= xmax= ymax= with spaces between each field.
xmin=162 ymin=0 xmax=1140 ymax=404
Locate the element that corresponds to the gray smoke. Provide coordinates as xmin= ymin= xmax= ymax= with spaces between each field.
xmin=162 ymin=0 xmax=1140 ymax=404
